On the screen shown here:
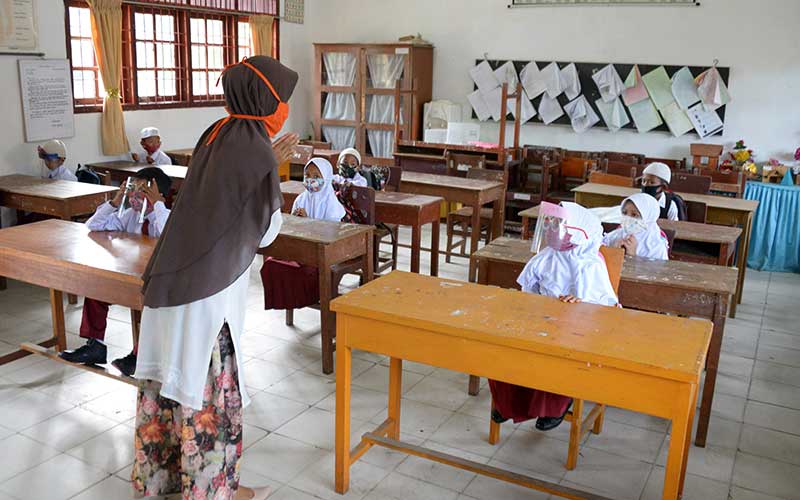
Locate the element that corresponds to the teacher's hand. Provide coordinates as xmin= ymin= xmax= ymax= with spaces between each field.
xmin=272 ymin=133 xmax=300 ymax=166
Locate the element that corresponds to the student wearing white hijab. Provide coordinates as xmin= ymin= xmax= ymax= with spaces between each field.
xmin=261 ymin=157 xmax=346 ymax=311
xmin=603 ymin=193 xmax=669 ymax=261
xmin=489 ymin=202 xmax=619 ymax=431
xmin=331 ymin=148 xmax=368 ymax=187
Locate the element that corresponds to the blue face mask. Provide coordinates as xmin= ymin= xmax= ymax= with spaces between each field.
xmin=303 ymin=177 xmax=324 ymax=193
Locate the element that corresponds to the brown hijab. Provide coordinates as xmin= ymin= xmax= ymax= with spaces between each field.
xmin=141 ymin=56 xmax=298 ymax=307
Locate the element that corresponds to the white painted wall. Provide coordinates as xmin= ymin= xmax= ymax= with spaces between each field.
xmin=304 ymin=0 xmax=800 ymax=162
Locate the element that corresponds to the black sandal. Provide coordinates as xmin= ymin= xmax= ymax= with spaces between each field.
xmin=491 ymin=409 xmax=509 ymax=424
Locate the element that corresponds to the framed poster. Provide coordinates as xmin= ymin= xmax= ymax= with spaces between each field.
xmin=284 ymin=0 xmax=304 ymax=24
xmin=18 ymin=59 xmax=75 ymax=142
xmin=0 ymin=0 xmax=39 ymax=54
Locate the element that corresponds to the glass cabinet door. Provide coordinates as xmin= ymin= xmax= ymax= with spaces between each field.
xmin=320 ymin=50 xmax=358 ymax=150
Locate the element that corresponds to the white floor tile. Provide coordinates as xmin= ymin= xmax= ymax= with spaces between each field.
xmin=0 ymin=434 xmax=60 ymax=482
xmin=743 ymin=400 xmax=800 ymax=436
xmin=461 ymin=459 xmax=556 ymax=500
xmin=656 ymin=439 xmax=735 ymax=483
xmin=0 ymin=389 xmax=75 ymax=431
xmin=561 ymin=446 xmax=651 ymax=500
xmin=266 ymin=370 xmax=336 ymax=405
xmin=22 ymin=406 xmax=117 ymax=452
xmin=641 ymin=467 xmax=729 ymax=500
xmin=242 ymin=433 xmax=328 ymax=483
xmin=244 ymin=391 xmax=309 ymax=432
xmin=0 ymin=453 xmax=107 ymax=500
xmin=403 ymin=376 xmax=472 ymax=412
xmin=66 ymin=423 xmax=134 ymax=474
xmin=364 ymin=471 xmax=459 ymax=500
xmin=69 ymin=475 xmax=136 ymax=500
xmin=352 ymin=365 xmax=425 ymax=395
xmin=290 ymin=454 xmax=390 ymax=500
xmin=738 ymin=424 xmax=800 ymax=466
xmin=732 ymin=452 xmax=800 ymax=499
xmin=584 ymin=420 xmax=665 ymax=463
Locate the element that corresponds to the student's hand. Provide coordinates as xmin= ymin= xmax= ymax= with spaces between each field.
xmin=292 ymin=207 xmax=307 ymax=218
xmin=142 ymin=180 xmax=165 ymax=208
xmin=146 ymin=155 xmax=155 ymax=164
xmin=558 ymin=294 xmax=581 ymax=304
xmin=131 ymin=152 xmax=140 ymax=162
xmin=620 ymin=235 xmax=638 ymax=256
xmin=272 ymin=133 xmax=300 ymax=166
xmin=110 ymin=184 xmax=126 ymax=208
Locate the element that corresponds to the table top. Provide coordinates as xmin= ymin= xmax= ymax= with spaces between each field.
xmin=86 ymin=161 xmax=188 ymax=180
xmin=0 ymin=175 xmax=119 ymax=200
xmin=474 ymin=237 xmax=737 ymax=295
xmin=396 ymin=140 xmax=504 ymax=155
xmin=573 ymin=183 xmax=759 ymax=212
xmin=0 ymin=219 xmax=152 ymax=283
xmin=401 ymin=171 xmax=504 ymax=192
xmin=281 ymin=181 xmax=442 ymax=208
xmin=331 ymin=271 xmax=711 ymax=383
xmin=275 ymin=214 xmax=371 ymax=245
xmin=165 ymin=148 xmax=194 ymax=156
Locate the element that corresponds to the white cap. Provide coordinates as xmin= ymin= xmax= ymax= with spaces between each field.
xmin=643 ymin=162 xmax=671 ymax=184
xmin=140 ymin=127 xmax=160 ymax=139
xmin=337 ymin=148 xmax=361 ymax=166
xmin=41 ymin=139 xmax=67 ymax=159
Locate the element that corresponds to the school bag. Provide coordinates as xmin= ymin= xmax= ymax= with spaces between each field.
xmin=75 ymin=164 xmax=101 ymax=185
xmin=659 ymin=192 xmax=688 ymax=221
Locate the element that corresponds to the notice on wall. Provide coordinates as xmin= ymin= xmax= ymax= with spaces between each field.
xmin=0 ymin=0 xmax=38 ymax=52
xmin=18 ymin=59 xmax=75 ymax=142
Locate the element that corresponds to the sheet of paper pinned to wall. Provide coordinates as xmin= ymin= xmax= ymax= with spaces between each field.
xmin=541 ymin=62 xmax=564 ymax=99
xmin=564 ymin=95 xmax=600 ymax=133
xmin=641 ymin=66 xmax=674 ymax=111
xmin=695 ymin=66 xmax=731 ymax=111
xmin=592 ymin=64 xmax=624 ymax=103
xmin=483 ymin=86 xmax=505 ymax=121
xmin=622 ymin=65 xmax=649 ymax=106
xmin=520 ymin=61 xmax=547 ymax=99
xmin=687 ymin=102 xmax=723 ymax=138
xmin=628 ymin=98 xmax=662 ymax=133
xmin=560 ymin=63 xmax=581 ymax=101
xmin=595 ymin=97 xmax=630 ymax=133
xmin=508 ymin=92 xmax=537 ymax=123
xmin=467 ymin=90 xmax=492 ymax=122
xmin=18 ymin=59 xmax=75 ymax=142
xmin=661 ymin=101 xmax=694 ymax=137
xmin=494 ymin=61 xmax=519 ymax=90
xmin=671 ymin=66 xmax=700 ymax=110
xmin=469 ymin=60 xmax=500 ymax=93
xmin=538 ymin=94 xmax=564 ymax=125
xmin=446 ymin=122 xmax=481 ymax=145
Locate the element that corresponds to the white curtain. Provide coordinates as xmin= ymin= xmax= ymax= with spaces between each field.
xmin=366 ymin=54 xmax=405 ymax=158
xmin=322 ymin=52 xmax=357 ymax=150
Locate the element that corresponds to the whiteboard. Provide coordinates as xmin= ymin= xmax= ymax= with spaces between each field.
xmin=0 ymin=0 xmax=38 ymax=53
xmin=18 ymin=59 xmax=75 ymax=142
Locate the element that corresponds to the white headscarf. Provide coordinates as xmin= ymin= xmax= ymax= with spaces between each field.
xmin=292 ymin=158 xmax=346 ymax=222
xmin=603 ymin=193 xmax=669 ymax=261
xmin=517 ymin=202 xmax=618 ymax=307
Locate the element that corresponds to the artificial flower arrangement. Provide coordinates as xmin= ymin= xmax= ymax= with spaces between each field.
xmin=722 ymin=139 xmax=757 ymax=177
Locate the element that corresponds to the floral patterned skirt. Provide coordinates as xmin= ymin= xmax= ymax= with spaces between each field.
xmin=132 ymin=324 xmax=243 ymax=500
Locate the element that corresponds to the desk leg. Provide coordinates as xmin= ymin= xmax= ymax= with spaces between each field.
xmin=334 ymin=330 xmax=352 ymax=494
xmin=468 ymin=199 xmax=481 ymax=282
xmin=664 ymin=383 xmax=698 ymax=500
xmin=718 ymin=242 xmax=732 ymax=267
xmin=467 ymin=258 xmax=490 ymax=396
xmin=731 ymin=213 xmax=753 ymax=318
xmin=430 ymin=218 xmax=440 ymax=277
xmin=695 ymin=294 xmax=727 ymax=447
xmin=491 ymin=198 xmax=504 ymax=242
xmin=521 ymin=216 xmax=531 ymax=240
xmin=388 ymin=358 xmax=403 ymax=439
xmin=319 ymin=249 xmax=334 ymax=375
xmin=50 ymin=289 xmax=67 ymax=352
xmin=410 ymin=223 xmax=422 ymax=274
xmin=364 ymin=233 xmax=374 ymax=283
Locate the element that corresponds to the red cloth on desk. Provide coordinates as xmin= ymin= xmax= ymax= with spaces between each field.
xmin=260 ymin=257 xmax=320 ymax=310
xmin=488 ymin=380 xmax=572 ymax=422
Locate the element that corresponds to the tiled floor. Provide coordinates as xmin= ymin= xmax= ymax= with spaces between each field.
xmin=0 ymin=225 xmax=798 ymax=499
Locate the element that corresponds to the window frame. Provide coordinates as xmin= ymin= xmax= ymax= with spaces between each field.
xmin=65 ymin=0 xmax=280 ymax=114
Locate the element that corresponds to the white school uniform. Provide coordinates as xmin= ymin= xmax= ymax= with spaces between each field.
xmin=292 ymin=158 xmax=347 ymax=222
xmin=657 ymin=193 xmax=679 ymax=221
xmin=137 ymin=148 xmax=173 ymax=166
xmin=331 ymin=172 xmax=368 ymax=187
xmin=86 ymin=200 xmax=170 ymax=237
xmin=603 ymin=193 xmax=669 ymax=261
xmin=44 ymin=165 xmax=77 ymax=182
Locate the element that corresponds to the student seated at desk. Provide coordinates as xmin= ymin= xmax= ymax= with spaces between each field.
xmin=59 ymin=167 xmax=172 ymax=376
xmin=260 ymin=158 xmax=345 ymax=310
xmin=642 ymin=162 xmax=685 ymax=221
xmin=131 ymin=127 xmax=173 ymax=166
xmin=489 ymin=202 xmax=618 ymax=431
xmin=603 ymin=193 xmax=669 ymax=260
xmin=38 ymin=139 xmax=77 ymax=182
xmin=332 ymin=147 xmax=368 ymax=187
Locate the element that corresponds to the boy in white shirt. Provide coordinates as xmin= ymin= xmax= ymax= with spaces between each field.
xmin=132 ymin=127 xmax=173 ymax=166
xmin=641 ymin=162 xmax=681 ymax=221
xmin=59 ymin=167 xmax=172 ymax=376
xmin=38 ymin=140 xmax=77 ymax=182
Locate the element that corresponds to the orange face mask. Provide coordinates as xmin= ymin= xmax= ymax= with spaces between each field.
xmin=206 ymin=59 xmax=290 ymax=145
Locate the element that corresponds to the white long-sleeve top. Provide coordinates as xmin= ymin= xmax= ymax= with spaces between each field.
xmin=135 ymin=209 xmax=283 ymax=410
xmin=137 ymin=148 xmax=173 ymax=166
xmin=86 ymin=200 xmax=170 ymax=237
xmin=44 ymin=165 xmax=77 ymax=182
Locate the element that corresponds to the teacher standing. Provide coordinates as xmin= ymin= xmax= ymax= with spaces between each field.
xmin=131 ymin=56 xmax=299 ymax=500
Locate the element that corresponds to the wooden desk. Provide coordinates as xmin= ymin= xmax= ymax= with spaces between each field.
xmin=85 ymin=161 xmax=188 ymax=190
xmin=165 ymin=148 xmax=193 ymax=166
xmin=572 ymin=183 xmax=758 ymax=317
xmin=394 ymin=140 xmax=507 ymax=175
xmin=331 ymin=271 xmax=710 ymax=500
xmin=0 ymin=175 xmax=118 ymax=220
xmin=400 ymin=171 xmax=505 ymax=280
xmin=0 ymin=220 xmax=152 ymax=383
xmin=471 ymin=237 xmax=737 ymax=447
xmin=280 ymin=181 xmax=443 ymax=276
xmin=258 ymin=214 xmax=373 ymax=374
xmin=519 ymin=205 xmax=742 ymax=266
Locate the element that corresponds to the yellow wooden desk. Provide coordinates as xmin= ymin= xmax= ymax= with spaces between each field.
xmin=571 ymin=183 xmax=758 ymax=317
xmin=331 ymin=271 xmax=711 ymax=500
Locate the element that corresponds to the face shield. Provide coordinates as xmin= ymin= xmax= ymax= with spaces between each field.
xmin=531 ymin=201 xmax=589 ymax=254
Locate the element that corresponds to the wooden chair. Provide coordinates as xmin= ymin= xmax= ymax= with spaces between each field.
xmin=300 ymin=139 xmax=332 ymax=150
xmin=670 ymin=173 xmax=712 ymax=195
xmin=487 ymin=245 xmax=625 ymax=471
xmin=685 ymin=200 xmax=707 ymax=224
xmin=645 ymin=157 xmax=687 ymax=171
xmin=601 ymin=159 xmax=646 ymax=179
xmin=602 ymin=151 xmax=645 ymax=164
xmin=690 ymin=143 xmax=723 ymax=170
xmin=589 ymin=170 xmax=635 ymax=188
xmin=693 ymin=167 xmax=745 ymax=198
xmin=384 ymin=166 xmax=403 ymax=192
xmin=445 ymin=168 xmax=506 ymax=262
xmin=506 ymin=146 xmax=561 ymax=209
xmin=546 ymin=157 xmax=594 ymax=202
xmin=446 ymin=152 xmax=486 ymax=178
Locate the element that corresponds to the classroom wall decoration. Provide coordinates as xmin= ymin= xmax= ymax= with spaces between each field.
xmin=469 ymin=59 xmax=730 ymax=138
xmin=511 ymin=0 xmax=697 ymax=5
xmin=0 ymin=0 xmax=38 ymax=54
xmin=284 ymin=0 xmax=304 ymax=24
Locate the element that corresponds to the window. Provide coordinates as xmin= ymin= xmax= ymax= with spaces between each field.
xmin=66 ymin=0 xmax=279 ymax=112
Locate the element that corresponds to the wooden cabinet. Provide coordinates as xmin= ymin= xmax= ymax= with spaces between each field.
xmin=312 ymin=43 xmax=433 ymax=167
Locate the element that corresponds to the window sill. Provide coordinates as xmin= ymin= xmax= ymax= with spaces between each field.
xmin=73 ymin=101 xmax=226 ymax=114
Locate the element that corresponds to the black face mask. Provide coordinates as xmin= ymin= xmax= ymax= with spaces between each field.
xmin=642 ymin=185 xmax=661 ymax=198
